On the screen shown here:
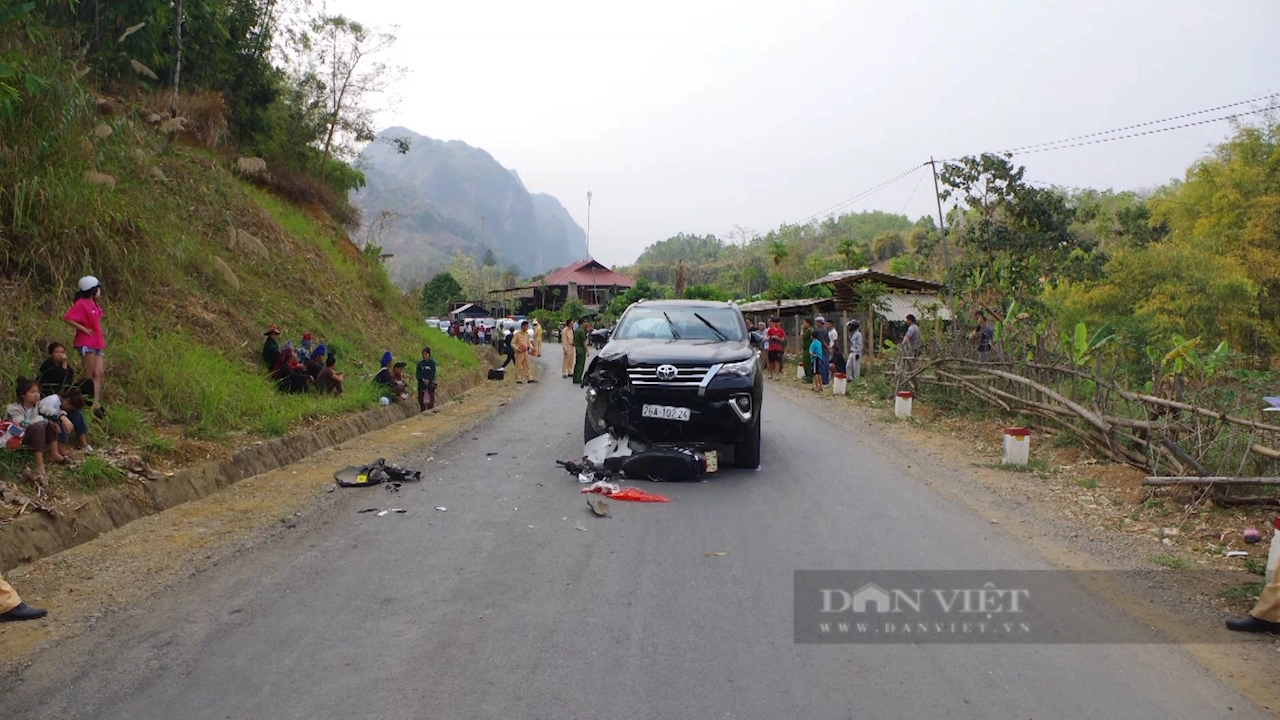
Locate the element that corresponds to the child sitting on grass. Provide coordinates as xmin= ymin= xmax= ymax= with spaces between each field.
xmin=38 ymin=387 xmax=87 ymax=453
xmin=38 ymin=342 xmax=93 ymax=453
xmin=6 ymin=377 xmax=69 ymax=481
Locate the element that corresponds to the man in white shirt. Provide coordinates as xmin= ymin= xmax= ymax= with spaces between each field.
xmin=846 ymin=320 xmax=863 ymax=379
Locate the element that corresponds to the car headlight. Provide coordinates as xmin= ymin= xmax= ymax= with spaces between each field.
xmin=717 ymin=358 xmax=756 ymax=378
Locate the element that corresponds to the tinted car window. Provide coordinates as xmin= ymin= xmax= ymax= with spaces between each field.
xmin=613 ymin=307 xmax=745 ymax=342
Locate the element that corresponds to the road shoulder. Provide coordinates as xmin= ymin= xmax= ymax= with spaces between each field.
xmin=0 ymin=376 xmax=531 ymax=670
xmin=766 ymin=376 xmax=1280 ymax=714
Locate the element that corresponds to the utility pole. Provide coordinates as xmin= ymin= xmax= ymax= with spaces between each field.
xmin=927 ymin=157 xmax=955 ymax=318
xmin=587 ymin=191 xmax=597 ymax=309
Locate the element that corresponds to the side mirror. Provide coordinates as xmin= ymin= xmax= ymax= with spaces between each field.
xmin=749 ymin=331 xmax=765 ymax=347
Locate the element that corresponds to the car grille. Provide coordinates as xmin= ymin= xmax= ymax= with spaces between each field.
xmin=627 ymin=364 xmax=713 ymax=388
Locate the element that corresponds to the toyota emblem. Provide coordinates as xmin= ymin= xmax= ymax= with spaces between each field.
xmin=656 ymin=364 xmax=678 ymax=381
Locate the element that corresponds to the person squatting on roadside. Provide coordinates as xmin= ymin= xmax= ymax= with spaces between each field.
xmin=0 ymin=572 xmax=46 ymax=622
xmin=846 ymin=319 xmax=863 ymax=380
xmin=6 ymin=377 xmax=69 ymax=481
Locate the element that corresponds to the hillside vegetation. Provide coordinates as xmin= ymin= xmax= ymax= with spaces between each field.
xmin=0 ymin=5 xmax=478 ymax=466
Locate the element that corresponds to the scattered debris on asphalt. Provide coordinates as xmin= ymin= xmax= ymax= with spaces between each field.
xmin=334 ymin=458 xmax=422 ymax=488
xmin=358 ymin=508 xmax=379 ymax=514
xmin=588 ymin=496 xmax=609 ymax=516
xmin=705 ymin=552 xmax=729 ymax=557
xmin=580 ymin=485 xmax=671 ymax=503
xmin=435 ymin=506 xmax=447 ymax=512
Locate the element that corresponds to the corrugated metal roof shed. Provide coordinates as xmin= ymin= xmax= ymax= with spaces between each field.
xmin=878 ymin=293 xmax=952 ymax=321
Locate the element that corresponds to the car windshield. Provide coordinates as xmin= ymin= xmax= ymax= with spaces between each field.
xmin=613 ymin=306 xmax=745 ymax=342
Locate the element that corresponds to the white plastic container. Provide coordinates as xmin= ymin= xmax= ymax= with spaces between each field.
xmin=797 ymin=363 xmax=805 ymax=380
xmin=832 ymin=373 xmax=847 ymax=396
xmin=894 ymin=391 xmax=913 ymax=419
xmin=1001 ymin=427 xmax=1030 ymax=466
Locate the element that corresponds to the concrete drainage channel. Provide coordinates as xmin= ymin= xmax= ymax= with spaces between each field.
xmin=0 ymin=365 xmax=493 ymax=572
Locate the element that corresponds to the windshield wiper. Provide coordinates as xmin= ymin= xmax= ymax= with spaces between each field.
xmin=662 ymin=312 xmax=682 ymax=340
xmin=692 ymin=313 xmax=728 ymax=341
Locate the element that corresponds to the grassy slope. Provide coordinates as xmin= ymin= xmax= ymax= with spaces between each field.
xmin=1 ymin=93 xmax=479 ymax=460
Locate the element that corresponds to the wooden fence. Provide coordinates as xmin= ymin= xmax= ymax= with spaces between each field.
xmin=891 ymin=334 xmax=1280 ymax=506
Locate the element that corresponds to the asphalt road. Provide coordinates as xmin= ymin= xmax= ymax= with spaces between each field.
xmin=1 ymin=346 xmax=1264 ymax=719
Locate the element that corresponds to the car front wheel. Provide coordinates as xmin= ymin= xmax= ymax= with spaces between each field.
xmin=733 ymin=417 xmax=761 ymax=469
xmin=584 ymin=413 xmax=603 ymax=444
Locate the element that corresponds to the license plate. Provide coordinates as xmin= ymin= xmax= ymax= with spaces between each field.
xmin=705 ymin=450 xmax=718 ymax=472
xmin=642 ymin=404 xmax=691 ymax=421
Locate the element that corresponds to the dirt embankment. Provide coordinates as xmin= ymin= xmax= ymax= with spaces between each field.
xmin=770 ymin=377 xmax=1280 ymax=714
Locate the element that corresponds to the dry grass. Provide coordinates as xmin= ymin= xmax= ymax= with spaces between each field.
xmin=143 ymin=89 xmax=228 ymax=149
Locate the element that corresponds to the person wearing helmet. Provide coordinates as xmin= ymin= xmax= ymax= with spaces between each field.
xmin=846 ymin=319 xmax=863 ymax=380
xmin=62 ymin=276 xmax=105 ymax=415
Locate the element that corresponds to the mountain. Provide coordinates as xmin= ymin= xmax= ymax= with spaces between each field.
xmin=352 ymin=127 xmax=587 ymax=284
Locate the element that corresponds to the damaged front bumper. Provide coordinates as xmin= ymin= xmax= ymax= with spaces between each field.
xmin=583 ymin=356 xmax=759 ymax=448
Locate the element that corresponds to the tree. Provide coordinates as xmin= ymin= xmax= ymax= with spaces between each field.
xmin=870 ymin=232 xmax=906 ymax=261
xmin=673 ymin=261 xmax=688 ymax=299
xmin=940 ymin=153 xmax=1088 ymax=302
xmin=420 ymin=271 xmax=463 ymax=317
xmin=481 ymin=248 xmax=497 ymax=267
xmin=293 ymin=14 xmax=404 ymax=179
xmin=768 ymin=239 xmax=789 ymax=268
xmin=836 ymin=237 xmax=863 ymax=268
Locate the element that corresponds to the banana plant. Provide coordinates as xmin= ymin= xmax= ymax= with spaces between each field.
xmin=1066 ymin=321 xmax=1116 ymax=367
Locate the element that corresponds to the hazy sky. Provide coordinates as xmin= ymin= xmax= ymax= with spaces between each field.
xmin=331 ymin=0 xmax=1279 ymax=267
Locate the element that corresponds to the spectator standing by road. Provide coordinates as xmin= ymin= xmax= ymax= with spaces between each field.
xmin=416 ymin=347 xmax=437 ymax=411
xmin=512 ymin=321 xmax=536 ymax=383
xmin=902 ymin=314 xmax=921 ymax=357
xmin=560 ymin=319 xmax=574 ymax=378
xmin=799 ymin=319 xmax=813 ymax=382
xmin=814 ymin=316 xmax=831 ymax=386
xmin=62 ymin=276 xmax=105 ymax=415
xmin=972 ymin=311 xmax=994 ymax=362
xmin=846 ymin=320 xmax=863 ymax=380
xmin=573 ymin=318 xmax=591 ymax=385
xmin=765 ymin=318 xmax=786 ymax=380
xmin=0 ymin=572 xmax=46 ymax=622
xmin=808 ymin=331 xmax=825 ymax=392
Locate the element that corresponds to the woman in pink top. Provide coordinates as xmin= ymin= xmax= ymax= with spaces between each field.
xmin=62 ymin=275 xmax=105 ymax=413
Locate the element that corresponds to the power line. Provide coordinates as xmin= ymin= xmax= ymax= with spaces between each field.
xmin=995 ymin=92 xmax=1279 ymax=156
xmin=794 ymin=164 xmax=925 ymax=227
xmin=792 ymin=92 xmax=1277 ymax=228
xmin=1008 ymin=108 xmax=1271 ymax=156
xmin=899 ymin=169 xmax=928 ymax=215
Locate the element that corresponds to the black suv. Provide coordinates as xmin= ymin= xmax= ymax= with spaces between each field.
xmin=582 ymin=300 xmax=764 ymax=468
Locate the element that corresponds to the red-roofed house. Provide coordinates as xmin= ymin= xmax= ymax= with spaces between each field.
xmin=497 ymin=258 xmax=635 ymax=312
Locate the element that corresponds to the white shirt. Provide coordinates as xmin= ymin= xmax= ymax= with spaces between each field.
xmin=37 ymin=394 xmax=65 ymax=421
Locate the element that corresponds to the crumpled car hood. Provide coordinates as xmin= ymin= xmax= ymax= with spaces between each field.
xmin=597 ymin=338 xmax=753 ymax=365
